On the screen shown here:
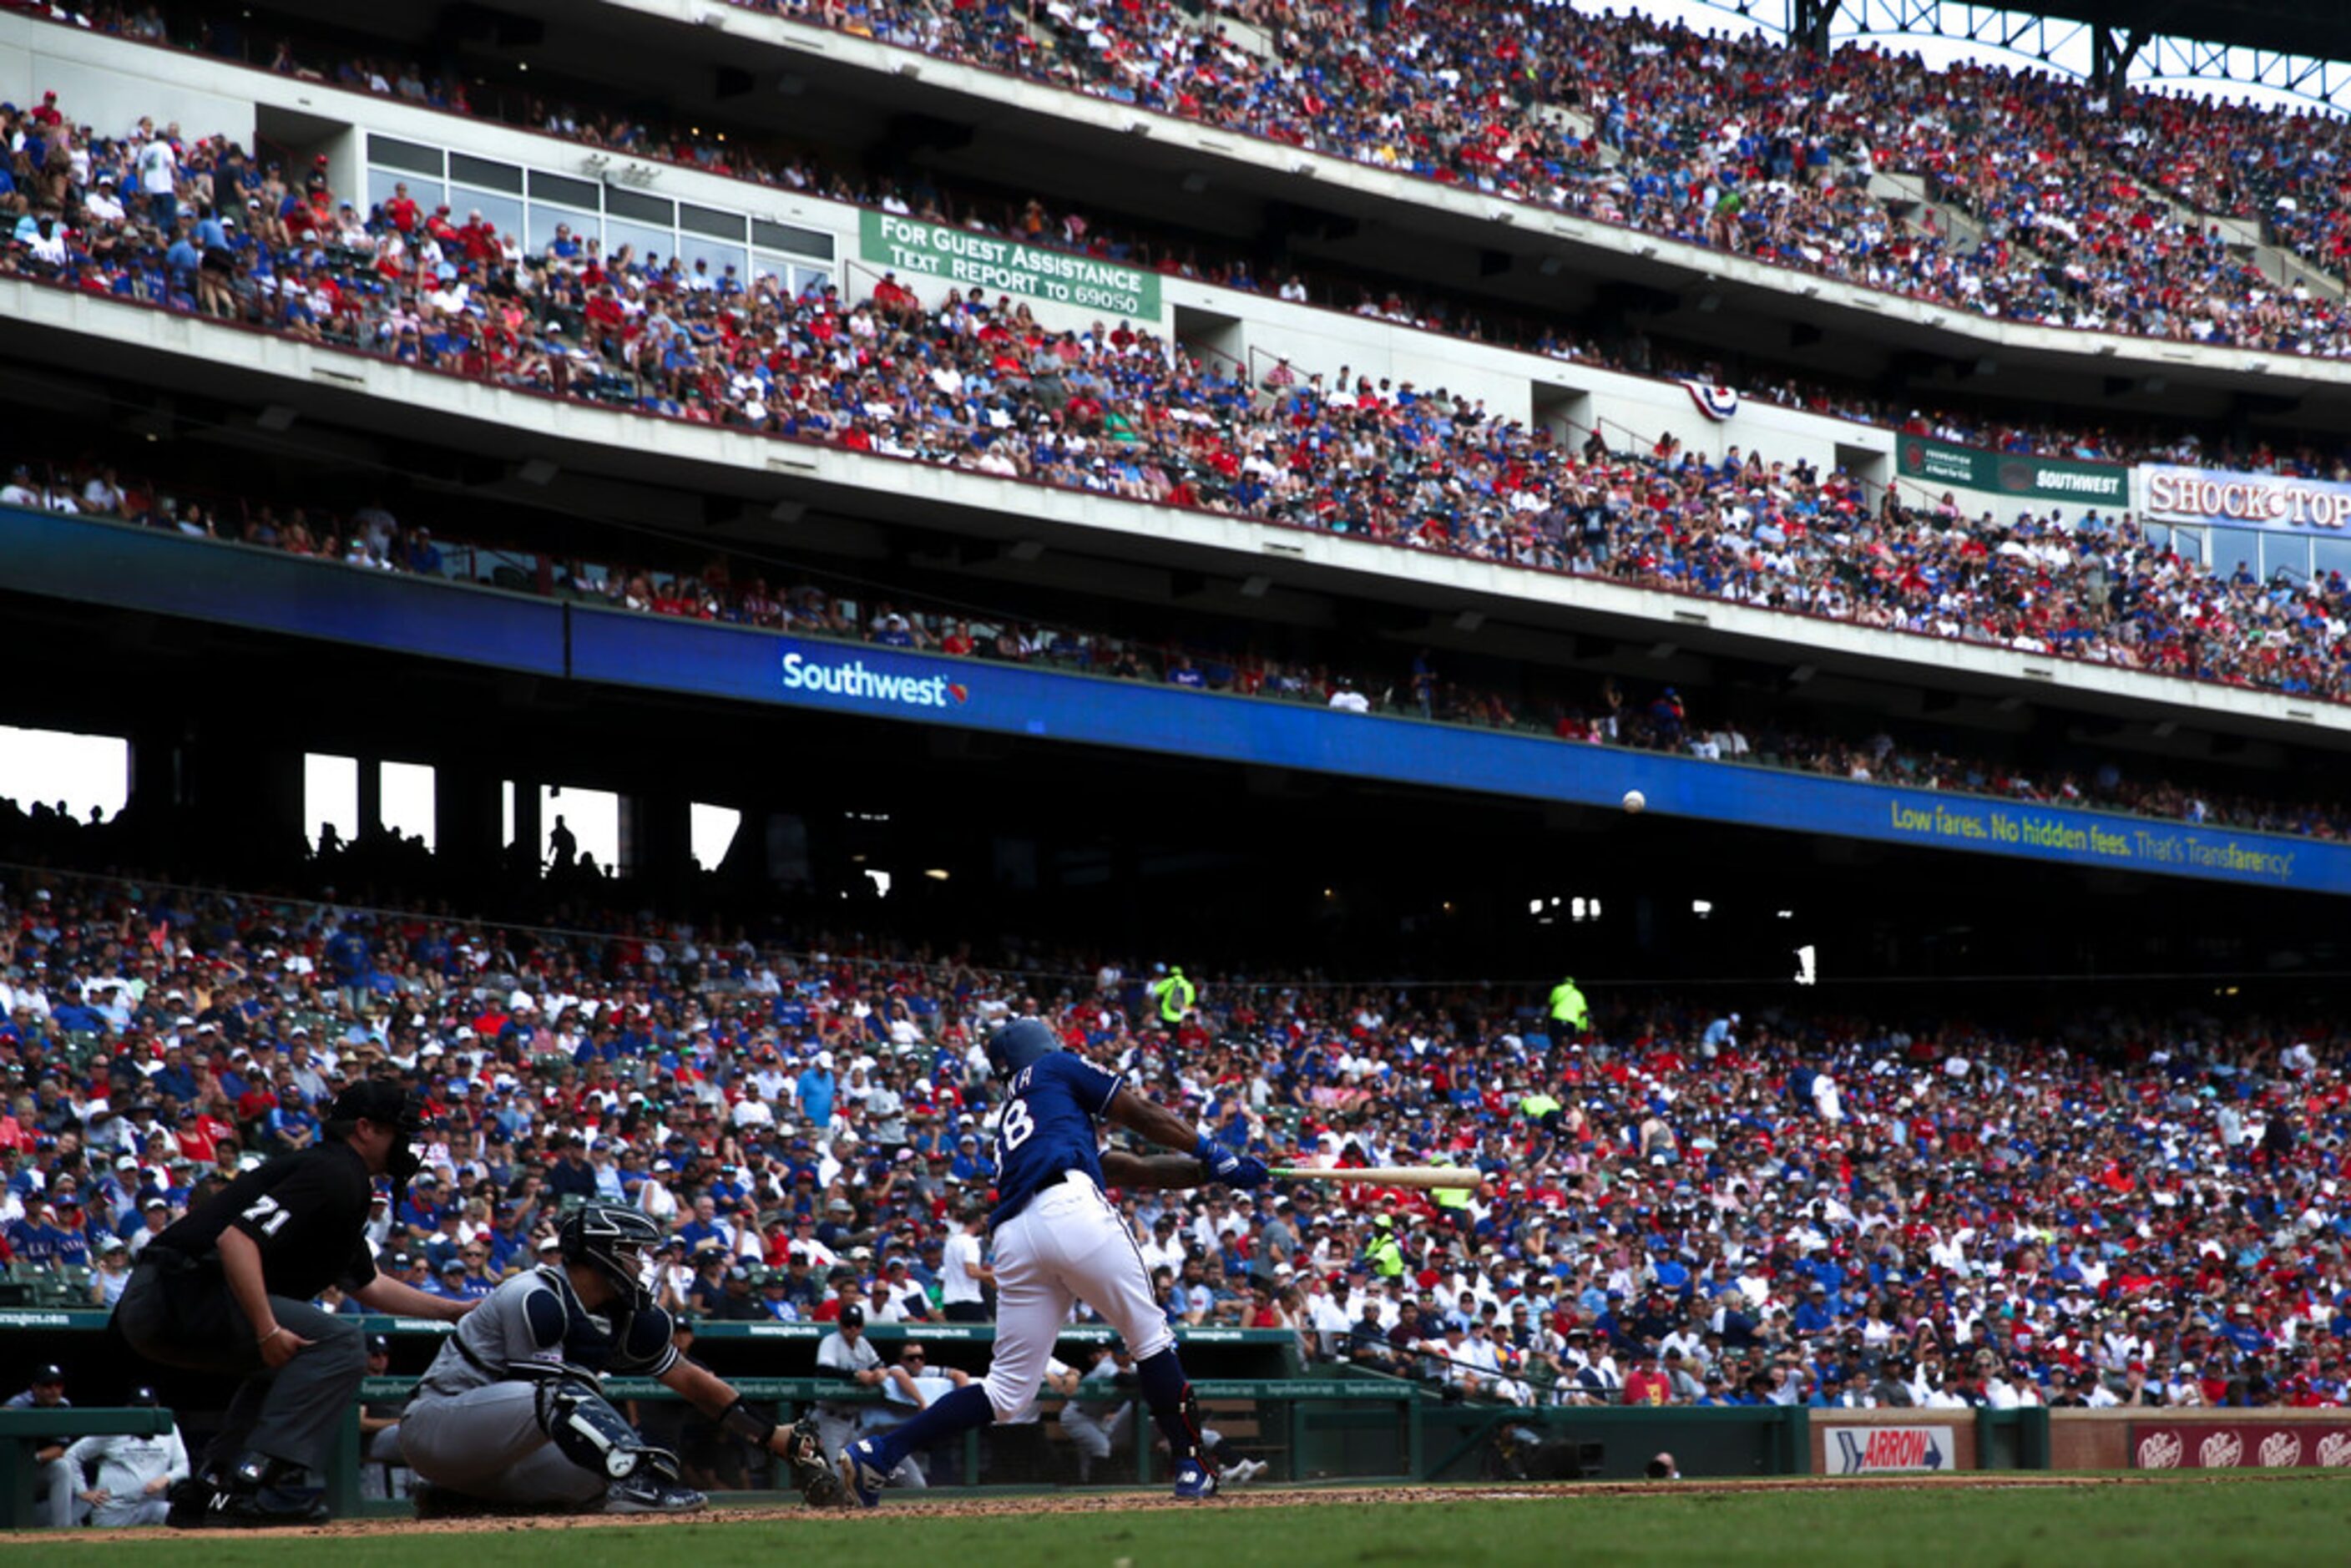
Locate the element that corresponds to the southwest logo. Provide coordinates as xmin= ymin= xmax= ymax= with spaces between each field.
xmin=780 ymin=650 xmax=963 ymax=710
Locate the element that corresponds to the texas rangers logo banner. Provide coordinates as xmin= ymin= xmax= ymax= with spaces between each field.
xmin=1825 ymin=1424 xmax=1948 ymax=1474
xmin=1678 ymin=380 xmax=1738 ymax=422
xmin=2131 ymin=1422 xmax=2351 ymax=1470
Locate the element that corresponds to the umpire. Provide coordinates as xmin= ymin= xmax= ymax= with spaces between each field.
xmin=113 ymin=1079 xmax=469 ymax=1527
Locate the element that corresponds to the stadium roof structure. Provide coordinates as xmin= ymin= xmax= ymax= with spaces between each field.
xmin=1731 ymin=0 xmax=2351 ymax=110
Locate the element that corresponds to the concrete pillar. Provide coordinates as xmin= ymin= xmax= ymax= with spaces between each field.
xmin=433 ymin=762 xmax=502 ymax=873
xmin=511 ymin=778 xmax=543 ymax=878
xmin=620 ymin=791 xmax=693 ymax=888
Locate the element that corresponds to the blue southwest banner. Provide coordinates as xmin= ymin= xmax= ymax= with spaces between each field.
xmin=5 ymin=507 xmax=2339 ymax=896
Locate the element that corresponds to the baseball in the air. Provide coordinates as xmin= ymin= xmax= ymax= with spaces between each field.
xmin=1623 ymin=790 xmax=1646 ymax=813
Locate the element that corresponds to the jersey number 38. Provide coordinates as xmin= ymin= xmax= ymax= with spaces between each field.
xmin=998 ymin=1098 xmax=1036 ymax=1155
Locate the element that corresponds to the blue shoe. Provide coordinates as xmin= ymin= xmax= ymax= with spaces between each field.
xmin=1172 ymin=1458 xmax=1218 ymax=1500
xmin=839 ymin=1439 xmax=890 ymax=1509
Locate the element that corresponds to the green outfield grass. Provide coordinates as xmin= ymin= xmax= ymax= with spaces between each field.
xmin=34 ymin=1478 xmax=2351 ymax=1566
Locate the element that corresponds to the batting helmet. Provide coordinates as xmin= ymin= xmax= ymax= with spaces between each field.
xmin=559 ymin=1201 xmax=662 ymax=1311
xmin=985 ymin=1018 xmax=1058 ymax=1081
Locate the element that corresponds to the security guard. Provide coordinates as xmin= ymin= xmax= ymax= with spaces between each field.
xmin=1148 ymin=964 xmax=1197 ymax=1027
xmin=1547 ymin=974 xmax=1590 ymax=1034
xmin=1361 ymin=1214 xmax=1406 ymax=1282
xmin=114 ymin=1080 xmax=470 ymax=1527
xmin=1428 ymin=1155 xmax=1474 ymax=1226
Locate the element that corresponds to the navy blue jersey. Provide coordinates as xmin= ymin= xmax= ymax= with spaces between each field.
xmin=992 ymin=1050 xmax=1123 ymax=1227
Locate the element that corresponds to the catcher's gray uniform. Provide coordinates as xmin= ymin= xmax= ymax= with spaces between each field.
xmin=399 ymin=1264 xmax=679 ymax=1507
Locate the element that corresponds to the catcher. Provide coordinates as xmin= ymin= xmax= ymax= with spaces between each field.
xmin=398 ymin=1203 xmax=843 ymax=1514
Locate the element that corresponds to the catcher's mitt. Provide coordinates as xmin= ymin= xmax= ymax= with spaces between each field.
xmin=783 ymin=1415 xmax=850 ymax=1508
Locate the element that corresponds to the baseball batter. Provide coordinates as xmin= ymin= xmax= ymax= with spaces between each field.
xmin=840 ymin=1018 xmax=1268 ymax=1504
xmin=398 ymin=1203 xmax=843 ymax=1514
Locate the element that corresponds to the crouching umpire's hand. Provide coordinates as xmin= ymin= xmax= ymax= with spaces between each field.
xmin=258 ymin=1323 xmax=315 ymax=1369
xmin=1195 ymin=1136 xmax=1272 ymax=1190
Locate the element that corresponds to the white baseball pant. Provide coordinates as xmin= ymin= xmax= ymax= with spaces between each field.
xmin=982 ymin=1171 xmax=1173 ymax=1421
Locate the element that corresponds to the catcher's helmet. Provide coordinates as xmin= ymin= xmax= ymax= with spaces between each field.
xmin=559 ymin=1201 xmax=661 ymax=1310
xmin=985 ymin=1018 xmax=1058 ymax=1081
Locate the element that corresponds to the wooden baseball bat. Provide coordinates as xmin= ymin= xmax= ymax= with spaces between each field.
xmin=1268 ymin=1166 xmax=1482 ymax=1190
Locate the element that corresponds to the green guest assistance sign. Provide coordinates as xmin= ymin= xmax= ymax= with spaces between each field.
xmin=857 ymin=212 xmax=1162 ymax=320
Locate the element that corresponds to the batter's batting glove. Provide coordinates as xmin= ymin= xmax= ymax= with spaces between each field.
xmin=1195 ymin=1136 xmax=1272 ymax=1189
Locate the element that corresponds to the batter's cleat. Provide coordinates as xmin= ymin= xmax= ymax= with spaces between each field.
xmin=603 ymin=1474 xmax=708 ymax=1515
xmin=1172 ymin=1458 xmax=1219 ymax=1500
xmin=838 ymin=1439 xmax=890 ymax=1509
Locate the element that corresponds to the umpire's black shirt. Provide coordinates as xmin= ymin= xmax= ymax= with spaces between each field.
xmin=151 ymin=1140 xmax=379 ymax=1299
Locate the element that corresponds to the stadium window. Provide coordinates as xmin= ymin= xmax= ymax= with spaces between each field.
xmin=0 ymin=726 xmax=129 ymax=824
xmin=690 ymin=803 xmax=741 ymax=871
xmin=604 ymin=189 xmax=676 ymax=226
xmin=751 ymin=220 xmax=836 ymax=260
xmin=680 ymin=204 xmax=746 ymax=242
xmin=379 ymin=762 xmax=436 ymax=852
xmin=528 ymin=170 xmax=599 ymax=210
xmin=1570 ymin=897 xmax=1587 ymax=921
xmin=540 ymin=785 xmax=620 ymax=875
xmin=604 ymin=217 xmax=676 ymax=272
xmin=1794 ymin=945 xmax=1818 ymax=986
xmin=448 ymin=153 xmax=523 ymax=195
xmin=1691 ymin=899 xmax=1713 ymax=918
xmin=679 ymin=235 xmax=749 ymax=285
xmin=450 ymin=187 xmax=524 ymax=245
xmin=367 ymin=167 xmax=444 ymax=215
xmin=866 ymin=869 xmax=893 ymax=898
xmin=527 ymin=200 xmax=596 ymax=259
xmin=303 ymin=753 xmax=358 ymax=853
xmin=366 ymin=135 xmax=444 ymax=177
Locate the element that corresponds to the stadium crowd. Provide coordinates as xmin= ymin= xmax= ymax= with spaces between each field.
xmin=8 ymin=446 xmax=2351 ymax=843
xmin=680 ymin=0 xmax=2351 ymax=356
xmin=11 ymin=78 xmax=2351 ymax=711
xmin=0 ymin=857 xmax=2348 ymax=1417
xmin=16 ymin=2 xmax=2351 ymax=484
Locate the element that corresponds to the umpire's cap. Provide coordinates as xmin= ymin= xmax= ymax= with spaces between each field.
xmin=984 ymin=1018 xmax=1057 ymax=1081
xmin=326 ymin=1078 xmax=415 ymax=1133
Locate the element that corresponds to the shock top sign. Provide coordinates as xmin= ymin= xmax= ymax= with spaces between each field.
xmin=2137 ymin=464 xmax=2351 ymax=534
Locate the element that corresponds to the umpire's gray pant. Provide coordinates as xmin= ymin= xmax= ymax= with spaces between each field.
xmin=400 ymin=1385 xmax=604 ymax=1507
xmin=114 ymin=1265 xmax=365 ymax=1483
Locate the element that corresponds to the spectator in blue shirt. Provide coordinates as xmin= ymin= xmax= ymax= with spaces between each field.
xmin=796 ymin=1053 xmax=837 ymax=1130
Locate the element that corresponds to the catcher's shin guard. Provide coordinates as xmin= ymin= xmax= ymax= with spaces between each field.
xmin=537 ymin=1381 xmax=679 ymax=1483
